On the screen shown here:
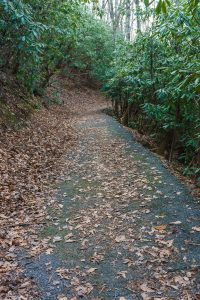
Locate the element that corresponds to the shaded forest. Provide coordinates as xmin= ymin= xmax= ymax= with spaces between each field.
xmin=1 ymin=1 xmax=200 ymax=299
xmin=0 ymin=0 xmax=199 ymax=179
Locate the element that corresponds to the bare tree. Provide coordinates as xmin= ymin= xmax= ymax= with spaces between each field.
xmin=108 ymin=0 xmax=115 ymax=23
xmin=95 ymin=0 xmax=143 ymax=39
xmin=135 ymin=0 xmax=141 ymax=32
xmin=125 ymin=0 xmax=131 ymax=40
xmin=108 ymin=0 xmax=124 ymax=36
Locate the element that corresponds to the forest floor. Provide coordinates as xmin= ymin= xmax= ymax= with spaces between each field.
xmin=1 ymin=75 xmax=200 ymax=300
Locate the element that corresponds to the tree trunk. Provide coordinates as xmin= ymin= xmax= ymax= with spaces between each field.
xmin=125 ymin=0 xmax=131 ymax=40
xmin=121 ymin=102 xmax=134 ymax=126
xmin=108 ymin=0 xmax=115 ymax=24
xmin=135 ymin=0 xmax=141 ymax=32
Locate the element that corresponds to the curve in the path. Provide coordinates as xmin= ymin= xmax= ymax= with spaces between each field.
xmin=21 ymin=110 xmax=200 ymax=300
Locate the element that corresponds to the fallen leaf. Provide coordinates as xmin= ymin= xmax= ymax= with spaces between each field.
xmin=53 ymin=236 xmax=62 ymax=243
xmin=115 ymin=235 xmax=126 ymax=242
xmin=87 ymin=268 xmax=97 ymax=274
xmin=170 ymin=221 xmax=182 ymax=225
xmin=192 ymin=226 xmax=200 ymax=232
xmin=52 ymin=280 xmax=60 ymax=286
xmin=156 ymin=239 xmax=173 ymax=247
xmin=117 ymin=271 xmax=127 ymax=278
xmin=141 ymin=293 xmax=151 ymax=300
xmin=64 ymin=233 xmax=74 ymax=240
xmin=153 ymin=224 xmax=167 ymax=231
xmin=140 ymin=283 xmax=154 ymax=293
xmin=75 ymin=283 xmax=93 ymax=296
xmin=57 ymin=295 xmax=68 ymax=300
xmin=71 ymin=277 xmax=80 ymax=286
xmin=65 ymin=239 xmax=76 ymax=243
xmin=46 ymin=248 xmax=54 ymax=254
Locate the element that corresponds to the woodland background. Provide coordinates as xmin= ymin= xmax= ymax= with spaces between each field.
xmin=0 ymin=0 xmax=199 ymax=179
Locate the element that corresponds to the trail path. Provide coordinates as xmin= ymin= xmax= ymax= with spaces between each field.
xmin=21 ymin=85 xmax=200 ymax=300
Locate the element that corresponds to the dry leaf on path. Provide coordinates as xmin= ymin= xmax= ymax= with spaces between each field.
xmin=57 ymin=296 xmax=68 ymax=300
xmin=192 ymin=226 xmax=200 ymax=232
xmin=64 ymin=233 xmax=74 ymax=239
xmin=87 ymin=268 xmax=97 ymax=274
xmin=141 ymin=293 xmax=151 ymax=300
xmin=117 ymin=271 xmax=127 ymax=279
xmin=53 ymin=236 xmax=62 ymax=243
xmin=46 ymin=248 xmax=54 ymax=254
xmin=170 ymin=221 xmax=182 ymax=225
xmin=140 ymin=283 xmax=154 ymax=293
xmin=115 ymin=235 xmax=126 ymax=242
xmin=76 ymin=283 xmax=93 ymax=296
xmin=65 ymin=239 xmax=76 ymax=243
xmin=153 ymin=224 xmax=167 ymax=231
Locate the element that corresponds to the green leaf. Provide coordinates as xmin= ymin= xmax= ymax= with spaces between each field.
xmin=195 ymin=85 xmax=200 ymax=94
xmin=32 ymin=30 xmax=38 ymax=38
xmin=162 ymin=1 xmax=167 ymax=13
xmin=165 ymin=0 xmax=171 ymax=6
xmin=156 ymin=0 xmax=162 ymax=14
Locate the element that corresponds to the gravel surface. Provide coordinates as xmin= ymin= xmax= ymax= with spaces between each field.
xmin=21 ymin=108 xmax=200 ymax=300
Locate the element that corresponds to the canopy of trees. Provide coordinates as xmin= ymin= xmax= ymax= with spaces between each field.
xmin=0 ymin=0 xmax=199 ymax=178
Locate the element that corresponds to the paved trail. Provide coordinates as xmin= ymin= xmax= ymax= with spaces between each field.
xmin=22 ymin=106 xmax=200 ymax=299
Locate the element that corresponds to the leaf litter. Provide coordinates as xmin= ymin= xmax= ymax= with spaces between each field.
xmin=0 ymin=75 xmax=105 ymax=299
xmin=1 ymin=74 xmax=200 ymax=299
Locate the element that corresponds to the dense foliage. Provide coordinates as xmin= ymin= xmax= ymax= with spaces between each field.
xmin=0 ymin=0 xmax=199 ymax=178
xmin=103 ymin=1 xmax=200 ymax=178
xmin=0 ymin=0 xmax=114 ymax=93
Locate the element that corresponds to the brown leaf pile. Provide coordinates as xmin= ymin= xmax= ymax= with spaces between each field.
xmin=0 ymin=74 xmax=104 ymax=299
xmin=0 ymin=106 xmax=75 ymax=208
